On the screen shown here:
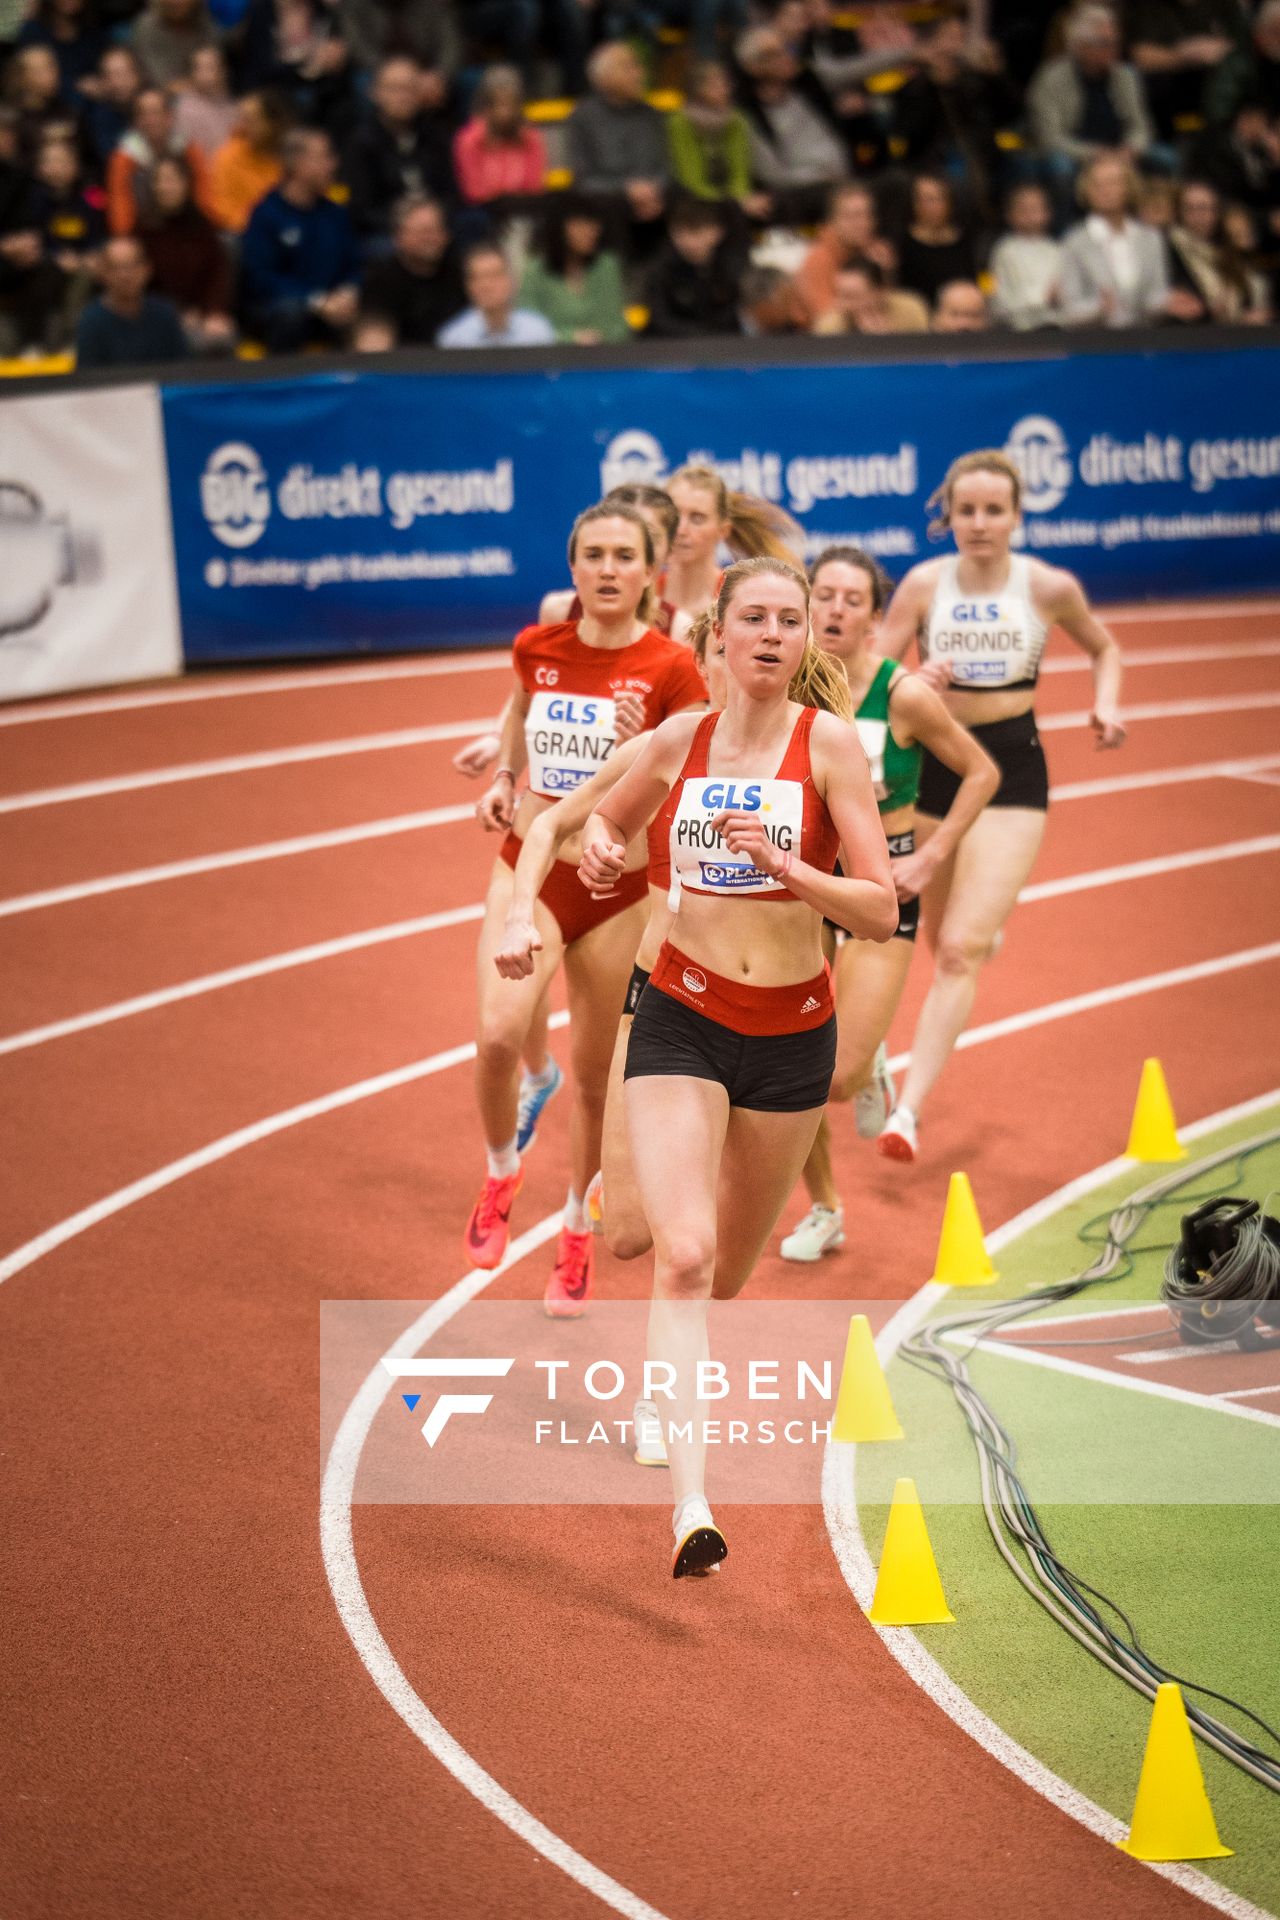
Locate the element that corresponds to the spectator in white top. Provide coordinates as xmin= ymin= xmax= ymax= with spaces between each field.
xmin=932 ymin=278 xmax=990 ymax=330
xmin=437 ymin=240 xmax=555 ymax=347
xmin=1058 ymin=151 xmax=1179 ymax=325
xmin=1028 ymin=5 xmax=1168 ymax=220
xmin=989 ymin=182 xmax=1065 ymax=328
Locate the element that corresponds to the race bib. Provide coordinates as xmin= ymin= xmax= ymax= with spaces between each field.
xmin=525 ymin=691 xmax=616 ymax=796
xmin=669 ymin=776 xmax=804 ymax=904
xmin=854 ymin=717 xmax=888 ymax=804
xmin=930 ymin=611 xmax=1031 ymax=687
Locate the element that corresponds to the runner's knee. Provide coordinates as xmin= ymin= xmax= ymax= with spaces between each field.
xmin=654 ymin=1234 xmax=715 ymax=1298
xmin=935 ymin=931 xmax=990 ymax=979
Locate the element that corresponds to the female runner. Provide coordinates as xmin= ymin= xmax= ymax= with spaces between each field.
xmin=664 ymin=464 xmax=803 ymax=621
xmin=782 ymin=545 xmax=999 ymax=1260
xmin=578 ymin=558 xmax=898 ymax=1575
xmin=873 ymin=449 xmax=1125 ymax=1162
xmin=470 ymin=502 xmax=706 ymax=1312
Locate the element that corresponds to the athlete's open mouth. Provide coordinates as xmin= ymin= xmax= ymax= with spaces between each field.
xmin=755 ymin=650 xmax=782 ymax=665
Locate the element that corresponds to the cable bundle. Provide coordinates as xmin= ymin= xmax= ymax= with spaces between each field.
xmin=1161 ymin=1199 xmax=1280 ymax=1345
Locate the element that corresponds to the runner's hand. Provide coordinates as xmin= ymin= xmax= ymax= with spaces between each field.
xmin=613 ymin=691 xmax=646 ymax=743
xmin=454 ymin=731 xmax=501 ymax=778
xmin=494 ymin=914 xmax=542 ymax=979
xmin=888 ymin=843 xmax=939 ymax=901
xmin=916 ymin=658 xmax=952 ymax=692
xmin=709 ymin=810 xmax=786 ymax=877
xmin=478 ymin=773 xmax=515 ymax=831
xmin=1090 ymin=710 xmax=1126 ymax=750
xmin=578 ymin=834 xmax=626 ymax=894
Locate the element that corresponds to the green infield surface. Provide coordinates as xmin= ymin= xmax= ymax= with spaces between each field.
xmin=854 ymin=1096 xmax=1280 ymax=1914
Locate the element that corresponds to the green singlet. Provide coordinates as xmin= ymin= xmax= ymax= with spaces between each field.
xmin=854 ymin=658 xmax=921 ymax=815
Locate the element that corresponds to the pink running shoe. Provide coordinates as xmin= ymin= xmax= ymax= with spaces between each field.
xmin=464 ymin=1169 xmax=522 ymax=1270
xmin=544 ymin=1226 xmax=594 ymax=1318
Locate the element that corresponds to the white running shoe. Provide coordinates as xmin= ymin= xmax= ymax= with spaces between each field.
xmin=633 ymin=1398 xmax=668 ymax=1468
xmin=671 ymin=1495 xmax=727 ymax=1579
xmin=780 ymin=1204 xmax=845 ymax=1263
xmin=878 ymin=1105 xmax=918 ymax=1163
xmin=854 ymin=1044 xmax=896 ymax=1140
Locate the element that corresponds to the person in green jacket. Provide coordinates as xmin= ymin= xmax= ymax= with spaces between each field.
xmin=519 ymin=192 xmax=630 ymax=344
xmin=667 ymin=60 xmax=754 ymax=204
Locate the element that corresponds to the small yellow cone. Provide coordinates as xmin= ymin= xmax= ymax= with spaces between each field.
xmin=867 ymin=1478 xmax=954 ymax=1625
xmin=832 ymin=1314 xmax=903 ymax=1442
xmin=1125 ymin=1058 xmax=1186 ymax=1161
xmin=930 ymin=1173 xmax=998 ymax=1287
xmin=1118 ymin=1684 xmax=1232 ymax=1861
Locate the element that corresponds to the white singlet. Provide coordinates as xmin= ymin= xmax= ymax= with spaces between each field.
xmin=922 ymin=553 xmax=1049 ymax=692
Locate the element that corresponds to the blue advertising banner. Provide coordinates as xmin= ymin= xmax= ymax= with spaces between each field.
xmin=161 ymin=346 xmax=1280 ymax=662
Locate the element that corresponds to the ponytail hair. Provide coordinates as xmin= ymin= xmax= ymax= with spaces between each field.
xmin=567 ymin=499 xmax=658 ymax=624
xmin=604 ymin=481 xmax=679 ymax=550
xmin=670 ymin=462 xmax=804 ymax=562
xmin=709 ymin=556 xmax=854 ymax=723
xmin=926 ymin=448 xmax=1022 ymax=541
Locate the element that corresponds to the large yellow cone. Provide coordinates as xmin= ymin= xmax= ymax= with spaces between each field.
xmin=930 ymin=1172 xmax=998 ymax=1287
xmin=867 ymin=1478 xmax=954 ymax=1625
xmin=1125 ymin=1058 xmax=1186 ymax=1161
xmin=1118 ymin=1684 xmax=1232 ymax=1861
xmin=832 ymin=1313 xmax=903 ymax=1442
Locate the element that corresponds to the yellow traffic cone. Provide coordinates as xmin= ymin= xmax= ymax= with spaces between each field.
xmin=832 ymin=1313 xmax=903 ymax=1442
xmin=1125 ymin=1058 xmax=1186 ymax=1161
xmin=1118 ymin=1684 xmax=1232 ymax=1861
xmin=930 ymin=1173 xmax=998 ymax=1287
xmin=867 ymin=1478 xmax=954 ymax=1625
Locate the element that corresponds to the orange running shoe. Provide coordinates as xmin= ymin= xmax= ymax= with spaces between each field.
xmin=543 ymin=1225 xmax=594 ymax=1318
xmin=464 ymin=1169 xmax=522 ymax=1270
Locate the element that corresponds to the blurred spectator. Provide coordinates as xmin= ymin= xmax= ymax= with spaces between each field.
xmin=140 ymin=150 xmax=235 ymax=348
xmin=734 ymin=24 xmax=848 ymax=225
xmin=892 ymin=17 xmax=1020 ymax=219
xmin=130 ymin=0 xmax=220 ymax=90
xmin=567 ymin=43 xmax=669 ymax=249
xmin=794 ymin=179 xmax=897 ymax=323
xmin=662 ymin=0 xmax=749 ymax=65
xmin=519 ymin=191 xmax=627 ymax=342
xmin=451 ymin=63 xmax=544 ymax=207
xmin=1206 ymin=1 xmax=1280 ymax=126
xmin=667 ymin=59 xmax=752 ymax=204
xmin=644 ymin=192 xmax=741 ymax=337
xmin=436 ymin=238 xmax=555 ymax=344
xmin=811 ymin=257 xmax=929 ymax=333
xmin=989 ymin=180 xmax=1064 ymax=328
xmin=17 ymin=0 xmax=109 ymax=102
xmin=932 ymin=277 xmax=989 ymax=329
xmin=769 ymin=3 xmax=889 ymax=178
xmin=80 ymin=45 xmax=142 ymax=171
xmin=895 ymin=172 xmax=981 ymax=306
xmin=1028 ymin=5 xmax=1164 ymax=213
xmin=343 ymin=56 xmax=454 ymax=238
xmin=0 ymin=108 xmax=70 ymax=350
xmin=238 ymin=0 xmax=353 ymax=129
xmin=336 ymin=0 xmax=459 ymax=81
xmin=1058 ymin=150 xmax=1175 ymax=323
xmin=75 ymin=231 xmax=188 ymax=361
xmin=172 ymin=45 xmax=238 ymax=158
xmin=106 ymin=86 xmax=212 ymax=234
xmin=1129 ymin=0 xmax=1243 ymax=141
xmin=1135 ymin=170 xmax=1176 ymax=228
xmin=457 ymin=0 xmax=541 ymax=80
xmin=360 ymin=190 xmax=465 ymax=341
xmin=240 ymin=125 xmax=358 ymax=346
xmin=6 ymin=45 xmax=81 ymax=160
xmin=352 ymin=305 xmax=396 ymax=348
xmin=1163 ymin=176 xmax=1270 ymax=322
xmin=32 ymin=130 xmax=104 ymax=289
xmin=805 ymin=0 xmax=921 ymax=96
xmin=1191 ymin=100 xmax=1280 ymax=225
xmin=207 ymin=89 xmax=285 ymax=231
xmin=738 ymin=259 xmax=808 ymax=333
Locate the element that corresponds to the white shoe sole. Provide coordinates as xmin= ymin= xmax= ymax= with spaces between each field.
xmin=781 ymin=1229 xmax=845 ymax=1263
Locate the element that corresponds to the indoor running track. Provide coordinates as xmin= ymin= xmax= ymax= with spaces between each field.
xmin=2 ymin=598 xmax=1280 ymax=1920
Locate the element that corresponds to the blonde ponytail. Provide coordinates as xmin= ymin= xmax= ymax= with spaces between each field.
xmin=790 ymin=639 xmax=854 ymax=722
xmin=670 ymin=463 xmax=804 ymax=563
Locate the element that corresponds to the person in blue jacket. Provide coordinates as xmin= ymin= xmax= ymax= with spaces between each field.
xmin=240 ymin=126 xmax=359 ymax=351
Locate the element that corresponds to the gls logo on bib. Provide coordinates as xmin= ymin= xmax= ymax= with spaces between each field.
xmin=525 ymin=690 xmax=616 ymax=795
xmin=670 ymin=777 xmax=803 ymax=896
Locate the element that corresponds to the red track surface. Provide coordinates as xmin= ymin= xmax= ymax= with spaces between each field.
xmin=3 ymin=601 xmax=1280 ymax=1920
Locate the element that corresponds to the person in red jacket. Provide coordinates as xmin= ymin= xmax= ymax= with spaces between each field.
xmin=105 ymin=86 xmax=212 ymax=234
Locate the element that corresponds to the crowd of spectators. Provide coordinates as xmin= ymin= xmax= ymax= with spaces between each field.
xmin=1 ymin=0 xmax=1276 ymax=365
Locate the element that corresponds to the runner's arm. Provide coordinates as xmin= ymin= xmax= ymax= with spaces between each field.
xmin=888 ymin=673 xmax=1000 ymax=888
xmin=1046 ymin=571 xmax=1125 ymax=748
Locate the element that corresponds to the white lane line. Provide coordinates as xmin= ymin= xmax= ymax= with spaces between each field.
xmin=0 ymin=804 xmax=474 ymax=920
xmin=964 ymin=1335 xmax=1280 ymax=1430
xmin=0 ymin=652 xmax=511 ymax=726
xmin=823 ymin=1086 xmax=1280 ymax=1920
xmin=1125 ymin=1341 xmax=1245 ymax=1365
xmin=1051 ymin=754 xmax=1280 ymax=802
xmin=1217 ymin=1386 xmax=1280 ymax=1402
xmin=998 ymin=1303 xmax=1168 ymax=1332
xmin=1233 ymin=771 xmax=1280 ymax=790
xmin=1020 ymin=833 xmax=1280 ymax=904
xmin=1100 ymin=599 xmax=1280 ymax=621
xmin=0 ymin=905 xmax=484 ymax=1057
xmin=0 ymin=720 xmax=496 ymax=814
xmin=1042 ymin=638 xmax=1280 ymax=674
xmin=1042 ymin=690 xmax=1280 ymax=731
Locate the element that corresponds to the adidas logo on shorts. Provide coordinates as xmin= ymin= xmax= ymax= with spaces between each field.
xmin=799 ymin=995 xmax=821 ymax=1015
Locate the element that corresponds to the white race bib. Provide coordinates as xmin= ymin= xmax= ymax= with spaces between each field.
xmin=525 ymin=691 xmax=616 ymax=797
xmin=669 ymin=775 xmax=804 ymax=906
xmin=930 ymin=597 xmax=1033 ymax=687
xmin=854 ymin=716 xmax=888 ymax=804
